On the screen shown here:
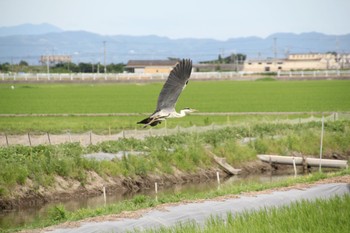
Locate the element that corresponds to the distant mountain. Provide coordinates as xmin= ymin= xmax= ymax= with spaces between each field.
xmin=0 ymin=23 xmax=63 ymax=37
xmin=0 ymin=24 xmax=349 ymax=64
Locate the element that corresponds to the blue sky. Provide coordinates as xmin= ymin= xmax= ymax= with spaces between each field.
xmin=1 ymin=0 xmax=349 ymax=40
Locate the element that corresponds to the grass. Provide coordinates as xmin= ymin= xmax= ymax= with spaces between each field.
xmin=139 ymin=194 xmax=350 ymax=233
xmin=0 ymin=113 xmax=316 ymax=134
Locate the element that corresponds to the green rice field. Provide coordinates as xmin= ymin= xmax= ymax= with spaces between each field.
xmin=1 ymin=80 xmax=350 ymax=114
xmin=0 ymin=80 xmax=350 ymax=133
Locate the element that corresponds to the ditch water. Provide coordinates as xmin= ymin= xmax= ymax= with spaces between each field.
xmin=0 ymin=174 xmax=289 ymax=230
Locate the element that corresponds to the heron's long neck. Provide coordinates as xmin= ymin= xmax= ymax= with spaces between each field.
xmin=172 ymin=110 xmax=187 ymax=118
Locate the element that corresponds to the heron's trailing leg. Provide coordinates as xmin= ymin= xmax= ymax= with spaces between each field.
xmin=138 ymin=114 xmax=168 ymax=128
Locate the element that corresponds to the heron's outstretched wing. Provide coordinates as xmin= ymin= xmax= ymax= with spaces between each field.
xmin=156 ymin=59 xmax=192 ymax=110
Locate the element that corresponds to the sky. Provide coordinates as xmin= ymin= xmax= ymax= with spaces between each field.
xmin=0 ymin=0 xmax=350 ymax=40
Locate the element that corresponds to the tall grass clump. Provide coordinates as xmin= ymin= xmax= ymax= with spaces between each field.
xmin=0 ymin=143 xmax=97 ymax=197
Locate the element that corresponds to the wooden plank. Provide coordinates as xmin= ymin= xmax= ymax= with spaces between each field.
xmin=206 ymin=150 xmax=241 ymax=175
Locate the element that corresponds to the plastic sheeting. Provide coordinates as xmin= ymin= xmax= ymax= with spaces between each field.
xmin=49 ymin=183 xmax=350 ymax=233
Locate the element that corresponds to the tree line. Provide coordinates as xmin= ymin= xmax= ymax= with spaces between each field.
xmin=0 ymin=61 xmax=124 ymax=73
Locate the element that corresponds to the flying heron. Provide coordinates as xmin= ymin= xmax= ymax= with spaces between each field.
xmin=137 ymin=59 xmax=196 ymax=127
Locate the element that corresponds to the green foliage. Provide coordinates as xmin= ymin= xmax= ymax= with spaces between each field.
xmin=0 ymin=143 xmax=91 ymax=196
xmin=47 ymin=204 xmax=67 ymax=222
xmin=132 ymin=195 xmax=148 ymax=205
xmin=0 ymin=61 xmax=125 ymax=74
xmin=201 ymin=53 xmax=246 ymax=64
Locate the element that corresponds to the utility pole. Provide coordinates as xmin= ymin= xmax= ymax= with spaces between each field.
xmin=46 ymin=55 xmax=50 ymax=78
xmin=103 ymin=41 xmax=107 ymax=73
xmin=273 ymin=37 xmax=277 ymax=61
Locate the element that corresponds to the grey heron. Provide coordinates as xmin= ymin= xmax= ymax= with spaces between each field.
xmin=137 ymin=59 xmax=196 ymax=127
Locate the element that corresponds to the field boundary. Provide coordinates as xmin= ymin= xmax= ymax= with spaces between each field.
xmin=1 ymin=112 xmax=349 ymax=146
xmin=0 ymin=111 xmax=347 ymax=117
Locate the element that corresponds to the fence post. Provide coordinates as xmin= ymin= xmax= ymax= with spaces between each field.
xmin=103 ymin=186 xmax=106 ymax=206
xmin=27 ymin=132 xmax=32 ymax=146
xmin=47 ymin=132 xmax=51 ymax=145
xmin=292 ymin=157 xmax=297 ymax=177
xmin=5 ymin=133 xmax=9 ymax=146
xmin=155 ymin=182 xmax=158 ymax=202
xmin=68 ymin=131 xmax=72 ymax=143
xmin=216 ymin=171 xmax=221 ymax=188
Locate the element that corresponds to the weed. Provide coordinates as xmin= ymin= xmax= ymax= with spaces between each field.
xmin=47 ymin=204 xmax=67 ymax=222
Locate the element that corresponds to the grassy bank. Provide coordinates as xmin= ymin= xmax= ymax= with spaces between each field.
xmin=1 ymin=120 xmax=349 ymax=198
xmin=140 ymin=194 xmax=350 ymax=233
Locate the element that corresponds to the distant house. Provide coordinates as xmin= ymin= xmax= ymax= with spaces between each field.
xmin=243 ymin=53 xmax=350 ymax=72
xmin=125 ymin=60 xmax=179 ymax=73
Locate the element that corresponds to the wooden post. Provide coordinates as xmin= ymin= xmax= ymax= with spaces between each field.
xmin=216 ymin=171 xmax=221 ymax=186
xmin=5 ymin=133 xmax=9 ymax=146
xmin=103 ymin=186 xmax=106 ymax=206
xmin=47 ymin=132 xmax=51 ymax=145
xmin=27 ymin=132 xmax=32 ymax=146
xmin=68 ymin=132 xmax=72 ymax=143
xmin=302 ymin=155 xmax=308 ymax=174
xmin=155 ymin=182 xmax=158 ymax=202
xmin=89 ymin=131 xmax=92 ymax=145
xmin=292 ymin=157 xmax=297 ymax=177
